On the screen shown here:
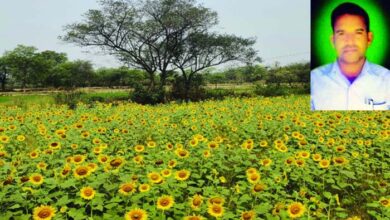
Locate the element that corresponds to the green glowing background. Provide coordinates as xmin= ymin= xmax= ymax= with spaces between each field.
xmin=312 ymin=0 xmax=390 ymax=68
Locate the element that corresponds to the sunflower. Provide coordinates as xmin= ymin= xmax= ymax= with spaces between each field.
xmin=252 ymin=183 xmax=266 ymax=193
xmin=203 ymin=150 xmax=211 ymax=158
xmin=92 ymin=138 xmax=101 ymax=145
xmin=73 ymin=165 xmax=91 ymax=179
xmin=312 ymin=154 xmax=322 ymax=161
xmin=125 ymin=208 xmax=148 ymax=220
xmin=207 ymin=141 xmax=219 ymax=149
xmin=0 ymin=135 xmax=10 ymax=143
xmin=60 ymin=165 xmax=71 ymax=178
xmin=189 ymin=139 xmax=199 ymax=147
xmin=190 ymin=194 xmax=203 ymax=210
xmin=276 ymin=145 xmax=288 ymax=153
xmin=246 ymin=167 xmax=257 ymax=175
xmin=259 ymin=140 xmax=268 ymax=147
xmin=161 ymin=169 xmax=172 ymax=177
xmin=156 ymin=195 xmax=175 ymax=210
xmin=29 ymin=151 xmax=39 ymax=159
xmin=287 ymin=202 xmax=305 ymax=219
xmin=241 ymin=210 xmax=255 ymax=220
xmin=295 ymin=159 xmax=305 ymax=167
xmin=319 ymin=159 xmax=330 ymax=168
xmin=98 ymin=155 xmax=109 ymax=164
xmin=168 ymin=160 xmax=177 ymax=168
xmin=166 ymin=143 xmax=174 ymax=150
xmin=141 ymin=140 xmax=154 ymax=149
xmin=37 ymin=162 xmax=47 ymax=170
xmin=118 ymin=182 xmax=137 ymax=196
xmin=333 ymin=156 xmax=348 ymax=166
xmin=379 ymin=198 xmax=390 ymax=207
xmin=335 ymin=145 xmax=346 ymax=153
xmin=17 ymin=135 xmax=26 ymax=142
xmin=80 ymin=186 xmax=96 ymax=200
xmin=175 ymin=169 xmax=191 ymax=181
xmin=109 ymin=157 xmax=125 ymax=169
xmin=299 ymin=151 xmax=310 ymax=159
xmin=207 ymin=204 xmax=224 ymax=218
xmin=133 ymin=155 xmax=144 ymax=164
xmin=139 ymin=183 xmax=151 ymax=192
xmin=272 ymin=203 xmax=285 ymax=216
xmin=260 ymin=158 xmax=272 ymax=167
xmin=30 ymin=173 xmax=44 ymax=185
xmin=208 ymin=196 xmax=225 ymax=205
xmin=147 ymin=172 xmax=163 ymax=184
xmin=72 ymin=155 xmax=85 ymax=164
xmin=33 ymin=205 xmax=56 ymax=220
xmin=48 ymin=142 xmax=61 ymax=150
xmin=175 ymin=148 xmax=190 ymax=158
xmin=87 ymin=163 xmax=98 ymax=172
xmin=285 ymin=157 xmax=295 ymax=166
xmin=247 ymin=172 xmax=261 ymax=184
xmin=194 ymin=134 xmax=204 ymax=141
xmin=134 ymin=145 xmax=145 ymax=153
xmin=183 ymin=215 xmax=205 ymax=220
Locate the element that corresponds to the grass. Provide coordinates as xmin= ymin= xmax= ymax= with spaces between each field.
xmin=0 ymin=95 xmax=55 ymax=106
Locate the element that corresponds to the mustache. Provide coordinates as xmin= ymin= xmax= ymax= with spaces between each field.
xmin=342 ymin=46 xmax=358 ymax=51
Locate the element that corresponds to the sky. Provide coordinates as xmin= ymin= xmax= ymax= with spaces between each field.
xmin=0 ymin=0 xmax=310 ymax=69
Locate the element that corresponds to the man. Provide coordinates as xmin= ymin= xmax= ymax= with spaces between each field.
xmin=311 ymin=2 xmax=389 ymax=110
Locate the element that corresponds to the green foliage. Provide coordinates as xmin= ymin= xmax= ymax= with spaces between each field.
xmin=170 ymin=74 xmax=206 ymax=101
xmin=53 ymin=91 xmax=85 ymax=109
xmin=130 ymin=85 xmax=164 ymax=105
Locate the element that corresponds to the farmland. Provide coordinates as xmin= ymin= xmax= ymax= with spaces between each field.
xmin=0 ymin=95 xmax=389 ymax=219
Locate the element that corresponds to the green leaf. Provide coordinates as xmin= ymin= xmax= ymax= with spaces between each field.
xmin=238 ymin=194 xmax=252 ymax=204
xmin=105 ymin=203 xmax=119 ymax=209
xmin=339 ymin=170 xmax=356 ymax=179
xmin=9 ymin=204 xmax=21 ymax=209
xmin=323 ymin=191 xmax=332 ymax=199
xmin=56 ymin=195 xmax=69 ymax=206
xmin=254 ymin=202 xmax=273 ymax=214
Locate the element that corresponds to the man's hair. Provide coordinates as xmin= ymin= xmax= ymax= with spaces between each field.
xmin=331 ymin=2 xmax=370 ymax=32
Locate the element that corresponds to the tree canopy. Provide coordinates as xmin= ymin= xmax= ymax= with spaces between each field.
xmin=61 ymin=0 xmax=258 ymax=101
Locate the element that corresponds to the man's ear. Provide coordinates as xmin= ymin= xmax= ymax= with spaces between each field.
xmin=330 ymin=34 xmax=335 ymax=48
xmin=367 ymin=32 xmax=373 ymax=46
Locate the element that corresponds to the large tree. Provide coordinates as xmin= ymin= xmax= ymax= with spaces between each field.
xmin=0 ymin=56 xmax=9 ymax=91
xmin=3 ymin=45 xmax=38 ymax=91
xmin=61 ymin=0 xmax=257 ymax=101
xmin=172 ymin=32 xmax=257 ymax=100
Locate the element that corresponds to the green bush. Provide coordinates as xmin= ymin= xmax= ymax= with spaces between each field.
xmin=130 ymin=85 xmax=164 ymax=105
xmin=53 ymin=91 xmax=85 ymax=109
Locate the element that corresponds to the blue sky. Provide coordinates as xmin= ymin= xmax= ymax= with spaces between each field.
xmin=0 ymin=0 xmax=310 ymax=69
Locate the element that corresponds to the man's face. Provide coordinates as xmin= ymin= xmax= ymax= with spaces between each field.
xmin=331 ymin=14 xmax=373 ymax=65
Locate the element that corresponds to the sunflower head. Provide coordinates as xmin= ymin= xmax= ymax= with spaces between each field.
xmin=125 ymin=208 xmax=148 ymax=220
xmin=139 ymin=183 xmax=151 ymax=192
xmin=80 ymin=186 xmax=96 ymax=200
xmin=30 ymin=173 xmax=44 ymax=185
xmin=119 ymin=182 xmax=137 ymax=196
xmin=241 ymin=210 xmax=255 ymax=220
xmin=175 ymin=169 xmax=190 ymax=181
xmin=157 ymin=195 xmax=175 ymax=210
xmin=190 ymin=194 xmax=203 ymax=210
xmin=287 ymin=202 xmax=305 ymax=219
xmin=73 ymin=166 xmax=91 ymax=179
xmin=207 ymin=203 xmax=224 ymax=218
xmin=148 ymin=172 xmax=163 ymax=184
xmin=184 ymin=215 xmax=205 ymax=220
xmin=33 ymin=205 xmax=56 ymax=220
xmin=319 ymin=159 xmax=330 ymax=168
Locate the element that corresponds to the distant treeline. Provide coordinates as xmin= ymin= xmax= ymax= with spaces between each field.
xmin=0 ymin=45 xmax=309 ymax=90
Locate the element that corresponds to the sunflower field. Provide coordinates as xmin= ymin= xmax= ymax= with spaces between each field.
xmin=0 ymin=96 xmax=389 ymax=220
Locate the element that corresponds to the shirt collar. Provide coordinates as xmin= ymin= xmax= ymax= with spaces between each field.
xmin=330 ymin=59 xmax=373 ymax=86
